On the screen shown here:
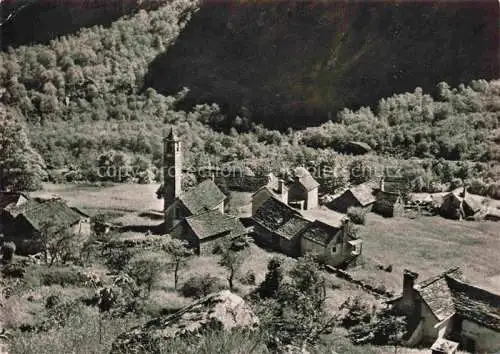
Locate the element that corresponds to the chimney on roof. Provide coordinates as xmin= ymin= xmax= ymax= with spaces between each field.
xmin=403 ymin=269 xmax=419 ymax=296
xmin=278 ymin=179 xmax=288 ymax=204
xmin=379 ymin=177 xmax=385 ymax=192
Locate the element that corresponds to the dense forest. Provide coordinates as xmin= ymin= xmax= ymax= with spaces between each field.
xmin=0 ymin=0 xmax=498 ymax=197
xmin=146 ymin=0 xmax=499 ymax=129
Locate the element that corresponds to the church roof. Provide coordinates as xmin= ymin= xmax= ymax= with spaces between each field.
xmin=180 ymin=179 xmax=226 ymax=215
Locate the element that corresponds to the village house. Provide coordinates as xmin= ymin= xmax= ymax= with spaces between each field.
xmin=287 ymin=167 xmax=319 ymax=210
xmin=251 ymin=195 xmax=362 ymax=266
xmin=298 ymin=218 xmax=362 ymax=268
xmin=389 ymin=268 xmax=500 ymax=353
xmin=251 ymin=179 xmax=288 ymax=215
xmin=251 ymin=196 xmax=310 ymax=257
xmin=329 ymin=183 xmax=376 ymax=213
xmin=1 ymin=198 xmax=91 ymax=255
xmin=169 ymin=209 xmax=247 ymax=255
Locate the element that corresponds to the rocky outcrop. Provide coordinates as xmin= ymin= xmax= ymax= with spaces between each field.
xmin=110 ymin=290 xmax=259 ymax=353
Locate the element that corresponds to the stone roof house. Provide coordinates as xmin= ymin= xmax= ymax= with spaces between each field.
xmin=288 ymin=167 xmax=319 ymax=210
xmin=251 ymin=196 xmax=310 ymax=257
xmin=2 ymin=198 xmax=91 ymax=254
xmin=389 ymin=268 xmax=500 ymax=353
xmin=251 ymin=195 xmax=361 ymax=267
xmin=299 ymin=218 xmax=362 ymax=268
xmin=165 ymin=179 xmax=226 ymax=231
xmin=251 ymin=179 xmax=288 ymax=215
xmin=170 ymin=210 xmax=247 ymax=255
xmin=329 ymin=183 xmax=376 ymax=213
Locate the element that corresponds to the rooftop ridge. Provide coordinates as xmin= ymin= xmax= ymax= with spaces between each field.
xmin=416 ymin=267 xmax=461 ymax=289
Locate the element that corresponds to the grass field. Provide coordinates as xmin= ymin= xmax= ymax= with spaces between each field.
xmin=353 ymin=213 xmax=500 ymax=293
xmin=34 ymin=183 xmax=163 ymax=213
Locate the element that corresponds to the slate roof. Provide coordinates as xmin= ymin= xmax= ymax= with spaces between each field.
xmin=0 ymin=192 xmax=29 ymax=210
xmin=446 ymin=276 xmax=500 ymax=332
xmin=14 ymin=199 xmax=84 ymax=232
xmin=294 ymin=167 xmax=319 ymax=191
xmin=185 ymin=210 xmax=246 ymax=240
xmin=180 ymin=179 xmax=226 ymax=215
xmin=252 ymin=197 xmax=301 ymax=232
xmin=298 ymin=220 xmax=342 ymax=246
xmin=274 ymin=215 xmax=311 ymax=240
xmin=462 ymin=194 xmax=482 ymax=213
xmin=415 ymin=268 xmax=464 ymax=321
xmin=348 ymin=184 xmax=376 ymax=206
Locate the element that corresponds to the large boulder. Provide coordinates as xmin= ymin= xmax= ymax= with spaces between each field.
xmin=111 ymin=290 xmax=259 ymax=353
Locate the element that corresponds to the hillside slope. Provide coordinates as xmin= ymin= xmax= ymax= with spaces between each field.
xmin=144 ymin=0 xmax=499 ymax=129
xmin=0 ymin=0 xmax=170 ymax=49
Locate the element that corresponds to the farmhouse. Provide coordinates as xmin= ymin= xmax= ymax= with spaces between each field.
xmin=170 ymin=210 xmax=247 ymax=255
xmin=389 ymin=268 xmax=500 ymax=353
xmin=2 ymin=198 xmax=91 ymax=254
xmin=299 ymin=218 xmax=362 ymax=268
xmin=329 ymin=183 xmax=375 ymax=213
xmin=251 ymin=196 xmax=311 ymax=257
xmin=288 ymin=167 xmax=320 ymax=210
xmin=373 ymin=191 xmax=404 ymax=217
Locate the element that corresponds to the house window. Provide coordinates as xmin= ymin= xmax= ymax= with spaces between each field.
xmin=331 ymin=246 xmax=337 ymax=253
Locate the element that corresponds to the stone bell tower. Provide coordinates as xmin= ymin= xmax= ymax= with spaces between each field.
xmin=163 ymin=127 xmax=182 ymax=212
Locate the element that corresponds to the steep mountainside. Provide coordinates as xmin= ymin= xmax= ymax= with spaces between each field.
xmin=144 ymin=0 xmax=499 ymax=129
xmin=0 ymin=0 xmax=169 ymax=49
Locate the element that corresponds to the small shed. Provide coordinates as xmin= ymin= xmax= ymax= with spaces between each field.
xmin=329 ymin=183 xmax=375 ymax=213
xmin=373 ymin=191 xmax=404 ymax=217
xmin=170 ymin=210 xmax=246 ymax=255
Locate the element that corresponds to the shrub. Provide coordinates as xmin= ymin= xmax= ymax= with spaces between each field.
xmin=339 ymin=296 xmax=374 ymax=329
xmin=347 ymin=207 xmax=367 ymax=225
xmin=25 ymin=266 xmax=87 ymax=287
xmin=1 ymin=264 xmax=25 ymax=278
xmin=179 ymin=274 xmax=224 ymax=299
xmin=239 ymin=271 xmax=256 ymax=285
xmin=1 ymin=242 xmax=16 ymax=263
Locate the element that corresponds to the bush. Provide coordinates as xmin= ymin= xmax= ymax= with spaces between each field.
xmin=239 ymin=271 xmax=256 ymax=285
xmin=25 ymin=266 xmax=87 ymax=287
xmin=1 ymin=264 xmax=26 ymax=278
xmin=179 ymin=274 xmax=224 ymax=299
xmin=1 ymin=242 xmax=16 ymax=263
xmin=347 ymin=207 xmax=367 ymax=225
xmin=339 ymin=296 xmax=374 ymax=329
